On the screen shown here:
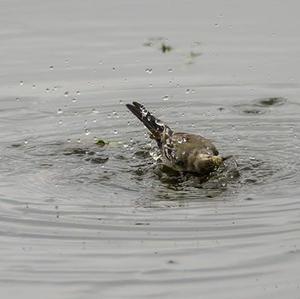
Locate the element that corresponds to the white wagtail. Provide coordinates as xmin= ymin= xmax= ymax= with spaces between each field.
xmin=126 ymin=102 xmax=229 ymax=175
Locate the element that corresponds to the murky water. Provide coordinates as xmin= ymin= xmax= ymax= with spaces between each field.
xmin=1 ymin=0 xmax=300 ymax=298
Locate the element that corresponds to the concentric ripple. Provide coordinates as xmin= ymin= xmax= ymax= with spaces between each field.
xmin=1 ymin=0 xmax=300 ymax=297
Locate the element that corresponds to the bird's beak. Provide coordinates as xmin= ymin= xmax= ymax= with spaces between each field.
xmin=222 ymin=155 xmax=233 ymax=161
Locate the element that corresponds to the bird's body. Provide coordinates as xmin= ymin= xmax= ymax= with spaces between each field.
xmin=126 ymin=102 xmax=225 ymax=175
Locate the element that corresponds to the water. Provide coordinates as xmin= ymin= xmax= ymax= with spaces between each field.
xmin=1 ymin=0 xmax=300 ymax=298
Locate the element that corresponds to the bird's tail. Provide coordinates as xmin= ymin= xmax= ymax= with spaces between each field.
xmin=126 ymin=102 xmax=171 ymax=143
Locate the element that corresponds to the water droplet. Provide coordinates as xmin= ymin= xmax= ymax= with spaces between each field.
xmin=57 ymin=108 xmax=63 ymax=114
xmin=16 ymin=97 xmax=20 ymax=101
xmin=185 ymin=89 xmax=190 ymax=94
xmin=112 ymin=67 xmax=116 ymax=71
xmin=214 ymin=23 xmax=219 ymax=28
xmin=20 ymin=81 xmax=24 ymax=86
xmin=67 ymin=138 xmax=71 ymax=143
xmin=181 ymin=112 xmax=185 ymax=117
xmin=85 ymin=129 xmax=90 ymax=135
xmin=162 ymin=95 xmax=169 ymax=101
xmin=58 ymin=120 xmax=63 ymax=125
xmin=64 ymin=91 xmax=69 ymax=97
xmin=24 ymin=139 xmax=28 ymax=145
xmin=92 ymin=108 xmax=99 ymax=114
xmin=76 ymin=90 xmax=80 ymax=95
xmin=49 ymin=65 xmax=54 ymax=70
xmin=149 ymin=83 xmax=153 ymax=88
xmin=72 ymin=98 xmax=77 ymax=103
xmin=32 ymin=84 xmax=36 ymax=89
xmin=119 ymin=100 xmax=123 ymax=105
xmin=114 ymin=129 xmax=118 ymax=135
xmin=145 ymin=68 xmax=152 ymax=74
xmin=168 ymin=68 xmax=173 ymax=72
xmin=45 ymin=88 xmax=50 ymax=93
xmin=92 ymin=119 xmax=97 ymax=123
xmin=112 ymin=111 xmax=119 ymax=118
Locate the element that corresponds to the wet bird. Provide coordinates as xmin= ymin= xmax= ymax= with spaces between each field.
xmin=126 ymin=101 xmax=228 ymax=175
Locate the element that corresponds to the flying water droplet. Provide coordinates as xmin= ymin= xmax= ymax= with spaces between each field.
xmin=145 ymin=68 xmax=152 ymax=74
xmin=58 ymin=120 xmax=63 ymax=125
xmin=76 ymin=90 xmax=80 ymax=95
xmin=162 ymin=95 xmax=169 ymax=101
xmin=64 ymin=91 xmax=69 ymax=97
xmin=20 ymin=81 xmax=24 ymax=86
xmin=57 ymin=108 xmax=63 ymax=114
xmin=185 ymin=89 xmax=190 ymax=94
xmin=114 ymin=129 xmax=118 ymax=135
xmin=49 ymin=65 xmax=54 ymax=70
xmin=72 ymin=98 xmax=77 ymax=103
xmin=85 ymin=129 xmax=90 ymax=135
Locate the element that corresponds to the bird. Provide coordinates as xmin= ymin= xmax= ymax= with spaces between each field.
xmin=126 ymin=101 xmax=229 ymax=176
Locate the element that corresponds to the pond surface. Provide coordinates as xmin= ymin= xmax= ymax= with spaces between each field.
xmin=0 ymin=0 xmax=300 ymax=298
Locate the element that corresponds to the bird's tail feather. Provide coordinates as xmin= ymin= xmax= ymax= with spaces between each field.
xmin=126 ymin=102 xmax=167 ymax=139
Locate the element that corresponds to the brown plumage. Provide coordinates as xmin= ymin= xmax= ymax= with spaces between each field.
xmin=126 ymin=101 xmax=226 ymax=175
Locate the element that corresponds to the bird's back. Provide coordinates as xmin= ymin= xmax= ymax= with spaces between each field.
xmin=162 ymin=132 xmax=221 ymax=174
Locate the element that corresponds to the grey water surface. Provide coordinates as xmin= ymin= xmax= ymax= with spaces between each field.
xmin=1 ymin=0 xmax=300 ymax=298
